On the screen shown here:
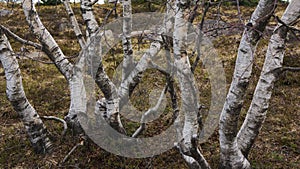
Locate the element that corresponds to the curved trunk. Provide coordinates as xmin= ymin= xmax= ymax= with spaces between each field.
xmin=65 ymin=55 xmax=87 ymax=133
xmin=22 ymin=0 xmax=73 ymax=80
xmin=0 ymin=33 xmax=52 ymax=153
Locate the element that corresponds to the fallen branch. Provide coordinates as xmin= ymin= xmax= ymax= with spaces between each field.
xmin=42 ymin=116 xmax=68 ymax=136
xmin=61 ymin=142 xmax=83 ymax=164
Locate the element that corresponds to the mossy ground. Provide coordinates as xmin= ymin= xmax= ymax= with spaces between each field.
xmin=0 ymin=2 xmax=299 ymax=168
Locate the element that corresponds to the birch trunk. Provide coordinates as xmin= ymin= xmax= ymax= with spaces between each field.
xmin=22 ymin=0 xmax=86 ymax=132
xmin=118 ymin=41 xmax=161 ymax=107
xmin=0 ymin=33 xmax=52 ymax=153
xmin=80 ymin=0 xmax=99 ymax=39
xmin=22 ymin=0 xmax=74 ymax=80
xmin=219 ymin=0 xmax=276 ymax=168
xmin=173 ymin=0 xmax=210 ymax=168
xmin=237 ymin=0 xmax=300 ymax=157
xmin=65 ymin=56 xmax=87 ymax=132
xmin=121 ymin=0 xmax=134 ymax=81
xmin=61 ymin=0 xmax=89 ymax=132
xmin=85 ymin=34 xmax=125 ymax=133
xmin=62 ymin=0 xmax=86 ymax=48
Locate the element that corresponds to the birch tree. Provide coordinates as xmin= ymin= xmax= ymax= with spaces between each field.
xmin=237 ymin=0 xmax=300 ymax=157
xmin=219 ymin=0 xmax=277 ymax=168
xmin=220 ymin=0 xmax=300 ymax=168
xmin=0 ymin=0 xmax=299 ymax=168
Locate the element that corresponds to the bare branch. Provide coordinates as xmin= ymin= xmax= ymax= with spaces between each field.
xmin=191 ymin=0 xmax=211 ymax=73
xmin=81 ymin=0 xmax=100 ymax=38
xmin=41 ymin=116 xmax=68 ymax=136
xmin=282 ymin=66 xmax=300 ymax=72
xmin=122 ymin=0 xmax=134 ymax=81
xmin=188 ymin=0 xmax=201 ymax=23
xmin=0 ymin=25 xmax=43 ymax=50
xmin=101 ymin=1 xmax=118 ymax=26
xmin=274 ymin=14 xmax=300 ymax=41
xmin=235 ymin=0 xmax=244 ymax=24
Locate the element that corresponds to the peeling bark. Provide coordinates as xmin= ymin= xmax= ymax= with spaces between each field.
xmin=0 ymin=33 xmax=52 ymax=154
xmin=237 ymin=0 xmax=300 ymax=157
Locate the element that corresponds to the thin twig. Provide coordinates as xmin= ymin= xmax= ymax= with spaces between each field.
xmin=101 ymin=0 xmax=118 ymax=27
xmin=41 ymin=116 xmax=68 ymax=136
xmin=87 ymin=0 xmax=99 ymax=6
xmin=236 ymin=0 xmax=244 ymax=24
xmin=0 ymin=25 xmax=43 ymax=50
xmin=282 ymin=66 xmax=300 ymax=72
xmin=188 ymin=0 xmax=201 ymax=23
xmin=274 ymin=15 xmax=300 ymax=41
xmin=61 ymin=142 xmax=83 ymax=164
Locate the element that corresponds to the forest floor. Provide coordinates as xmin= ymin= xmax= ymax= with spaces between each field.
xmin=0 ymin=2 xmax=299 ymax=169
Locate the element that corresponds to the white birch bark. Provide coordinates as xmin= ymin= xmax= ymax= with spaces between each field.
xmin=79 ymin=0 xmax=127 ymax=132
xmin=84 ymin=34 xmax=125 ymax=133
xmin=80 ymin=0 xmax=99 ymax=38
xmin=22 ymin=0 xmax=86 ymax=132
xmin=118 ymin=41 xmax=161 ymax=106
xmin=121 ymin=0 xmax=134 ymax=81
xmin=237 ymin=0 xmax=300 ymax=157
xmin=173 ymin=0 xmax=210 ymax=168
xmin=118 ymin=0 xmax=175 ymax=108
xmin=62 ymin=0 xmax=86 ymax=48
xmin=22 ymin=0 xmax=74 ymax=80
xmin=0 ymin=33 xmax=52 ymax=153
xmin=65 ymin=55 xmax=88 ymax=132
xmin=219 ymin=0 xmax=276 ymax=168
